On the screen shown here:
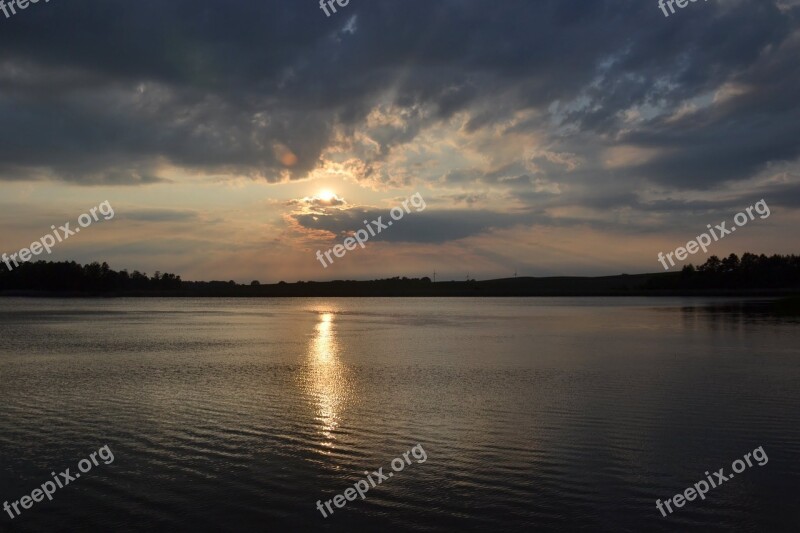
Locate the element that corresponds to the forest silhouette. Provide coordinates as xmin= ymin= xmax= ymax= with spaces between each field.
xmin=0 ymin=254 xmax=798 ymax=296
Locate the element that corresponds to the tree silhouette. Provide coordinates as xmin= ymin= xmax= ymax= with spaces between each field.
xmin=0 ymin=261 xmax=182 ymax=293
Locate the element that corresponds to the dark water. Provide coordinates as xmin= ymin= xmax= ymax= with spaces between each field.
xmin=0 ymin=297 xmax=798 ymax=532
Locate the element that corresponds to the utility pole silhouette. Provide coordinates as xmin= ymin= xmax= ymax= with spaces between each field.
xmin=433 ymin=270 xmax=436 ymax=283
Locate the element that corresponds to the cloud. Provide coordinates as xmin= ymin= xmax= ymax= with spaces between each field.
xmin=0 ymin=0 xmax=795 ymax=226
xmin=288 ymin=194 xmax=349 ymax=214
xmin=120 ymin=209 xmax=199 ymax=222
xmin=291 ymin=206 xmax=533 ymax=244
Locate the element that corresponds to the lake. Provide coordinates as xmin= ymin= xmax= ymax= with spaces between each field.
xmin=0 ymin=297 xmax=798 ymax=531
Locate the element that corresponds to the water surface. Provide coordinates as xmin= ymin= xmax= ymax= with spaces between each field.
xmin=0 ymin=297 xmax=798 ymax=531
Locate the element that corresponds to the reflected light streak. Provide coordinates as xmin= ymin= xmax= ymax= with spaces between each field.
xmin=307 ymin=311 xmax=350 ymax=449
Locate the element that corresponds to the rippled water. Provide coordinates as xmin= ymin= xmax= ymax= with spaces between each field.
xmin=0 ymin=297 xmax=798 ymax=532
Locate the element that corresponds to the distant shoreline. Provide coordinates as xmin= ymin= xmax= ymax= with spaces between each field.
xmin=3 ymin=258 xmax=798 ymax=299
xmin=0 ymin=292 xmax=794 ymax=298
xmin=1 ymin=276 xmax=797 ymax=298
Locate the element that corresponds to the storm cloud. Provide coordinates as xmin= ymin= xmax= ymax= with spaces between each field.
xmin=0 ymin=1 xmax=795 ymax=185
xmin=0 ymin=0 xmax=798 ymax=271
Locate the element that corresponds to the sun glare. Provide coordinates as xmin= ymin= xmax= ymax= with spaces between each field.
xmin=318 ymin=189 xmax=336 ymax=201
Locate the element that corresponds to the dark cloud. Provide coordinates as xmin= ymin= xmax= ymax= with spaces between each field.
xmin=292 ymin=207 xmax=534 ymax=244
xmin=0 ymin=0 xmax=796 ymax=205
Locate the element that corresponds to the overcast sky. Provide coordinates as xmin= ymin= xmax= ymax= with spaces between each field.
xmin=1 ymin=0 xmax=798 ymax=281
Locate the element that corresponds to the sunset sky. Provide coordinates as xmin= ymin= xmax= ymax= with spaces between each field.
xmin=1 ymin=0 xmax=798 ymax=282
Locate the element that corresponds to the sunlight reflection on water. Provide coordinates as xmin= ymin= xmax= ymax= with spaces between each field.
xmin=305 ymin=310 xmax=351 ymax=451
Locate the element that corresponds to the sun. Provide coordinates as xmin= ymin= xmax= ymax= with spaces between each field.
xmin=318 ymin=189 xmax=336 ymax=201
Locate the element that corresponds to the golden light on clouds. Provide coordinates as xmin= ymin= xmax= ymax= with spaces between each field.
xmin=603 ymin=145 xmax=662 ymax=169
xmin=273 ymin=143 xmax=298 ymax=167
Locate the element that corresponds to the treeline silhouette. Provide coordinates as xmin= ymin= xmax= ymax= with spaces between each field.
xmin=0 ymin=261 xmax=181 ymax=293
xmin=184 ymin=276 xmax=435 ymax=297
xmin=0 ymin=255 xmax=798 ymax=296
xmin=647 ymin=253 xmax=800 ymax=290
